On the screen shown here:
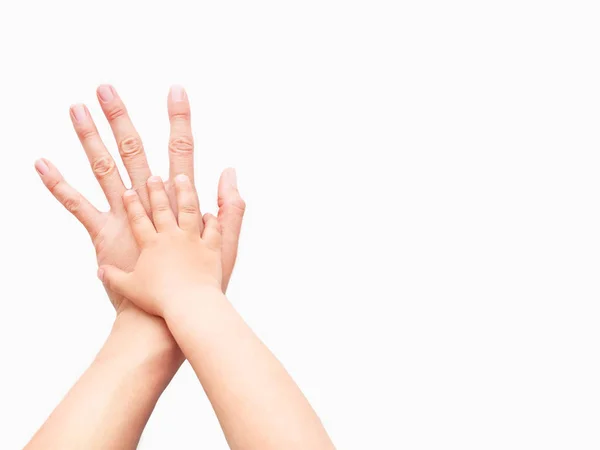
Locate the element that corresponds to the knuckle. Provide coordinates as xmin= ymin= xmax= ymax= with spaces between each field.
xmin=63 ymin=195 xmax=82 ymax=214
xmin=47 ymin=177 xmax=62 ymax=195
xmin=219 ymin=193 xmax=246 ymax=214
xmin=91 ymin=156 xmax=116 ymax=178
xmin=106 ymin=106 xmax=126 ymax=122
xmin=119 ymin=136 xmax=144 ymax=159
xmin=78 ymin=127 xmax=98 ymax=141
xmin=168 ymin=137 xmax=194 ymax=156
xmin=232 ymin=196 xmax=246 ymax=213
xmin=153 ymin=203 xmax=171 ymax=213
xmin=170 ymin=110 xmax=190 ymax=121
xmin=131 ymin=211 xmax=148 ymax=224
xmin=179 ymin=204 xmax=198 ymax=215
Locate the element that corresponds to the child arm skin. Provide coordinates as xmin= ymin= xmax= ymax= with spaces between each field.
xmin=100 ymin=175 xmax=336 ymax=450
xmin=26 ymin=85 xmax=246 ymax=449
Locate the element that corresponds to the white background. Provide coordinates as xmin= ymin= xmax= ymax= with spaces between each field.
xmin=1 ymin=1 xmax=600 ymax=449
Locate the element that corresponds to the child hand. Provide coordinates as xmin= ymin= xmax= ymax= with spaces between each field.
xmin=97 ymin=174 xmax=223 ymax=317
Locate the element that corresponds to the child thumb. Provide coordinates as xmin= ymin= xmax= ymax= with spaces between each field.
xmin=97 ymin=265 xmax=133 ymax=298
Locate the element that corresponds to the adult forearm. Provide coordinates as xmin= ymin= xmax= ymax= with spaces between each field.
xmin=26 ymin=309 xmax=182 ymax=450
xmin=165 ymin=291 xmax=335 ymax=450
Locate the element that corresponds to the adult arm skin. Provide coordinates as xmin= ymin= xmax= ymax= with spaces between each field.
xmin=25 ymin=85 xmax=245 ymax=449
xmin=26 ymin=309 xmax=182 ymax=449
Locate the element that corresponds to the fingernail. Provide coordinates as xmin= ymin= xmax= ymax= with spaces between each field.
xmin=223 ymin=168 xmax=238 ymax=189
xmin=124 ymin=189 xmax=137 ymax=197
xmin=34 ymin=159 xmax=49 ymax=176
xmin=97 ymin=268 xmax=105 ymax=282
xmin=148 ymin=175 xmax=162 ymax=184
xmin=71 ymin=104 xmax=87 ymax=123
xmin=170 ymin=85 xmax=185 ymax=102
xmin=97 ymin=85 xmax=114 ymax=103
xmin=175 ymin=174 xmax=189 ymax=184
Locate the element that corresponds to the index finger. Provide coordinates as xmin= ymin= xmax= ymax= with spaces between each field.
xmin=97 ymin=85 xmax=152 ymax=209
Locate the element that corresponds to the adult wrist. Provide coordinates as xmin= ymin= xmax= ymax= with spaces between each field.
xmin=103 ymin=307 xmax=183 ymax=376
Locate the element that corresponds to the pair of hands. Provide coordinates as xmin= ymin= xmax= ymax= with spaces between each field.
xmin=98 ymin=174 xmax=223 ymax=318
xmin=35 ymin=84 xmax=244 ymax=332
xmin=32 ymin=85 xmax=336 ymax=450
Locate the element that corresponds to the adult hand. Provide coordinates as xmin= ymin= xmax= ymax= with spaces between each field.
xmin=28 ymin=85 xmax=245 ymax=450
xmin=35 ymin=85 xmax=245 ymax=313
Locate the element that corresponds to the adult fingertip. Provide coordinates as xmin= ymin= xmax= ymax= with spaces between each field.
xmin=169 ymin=85 xmax=186 ymax=102
xmin=221 ymin=167 xmax=238 ymax=190
xmin=34 ymin=159 xmax=49 ymax=176
xmin=97 ymin=84 xmax=115 ymax=103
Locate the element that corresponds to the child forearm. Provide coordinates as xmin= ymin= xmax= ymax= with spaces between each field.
xmin=165 ymin=289 xmax=335 ymax=450
xmin=100 ymin=176 xmax=334 ymax=449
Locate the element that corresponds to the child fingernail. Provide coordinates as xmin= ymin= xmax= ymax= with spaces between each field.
xmin=34 ymin=159 xmax=49 ymax=176
xmin=148 ymin=176 xmax=162 ymax=184
xmin=124 ymin=189 xmax=137 ymax=198
xmin=175 ymin=174 xmax=189 ymax=184
xmin=97 ymin=268 xmax=105 ymax=281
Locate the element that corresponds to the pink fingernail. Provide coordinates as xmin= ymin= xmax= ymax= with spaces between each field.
xmin=170 ymin=85 xmax=185 ymax=102
xmin=148 ymin=175 xmax=162 ymax=184
xmin=124 ymin=189 xmax=137 ymax=197
xmin=34 ymin=159 xmax=49 ymax=176
xmin=223 ymin=168 xmax=238 ymax=189
xmin=175 ymin=174 xmax=189 ymax=184
xmin=71 ymin=104 xmax=87 ymax=122
xmin=97 ymin=268 xmax=105 ymax=281
xmin=97 ymin=85 xmax=114 ymax=102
